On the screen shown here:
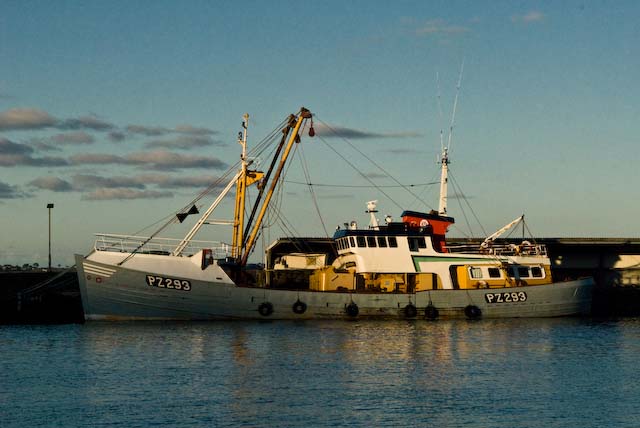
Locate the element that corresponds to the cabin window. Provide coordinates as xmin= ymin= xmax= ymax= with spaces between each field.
xmin=367 ymin=237 xmax=377 ymax=247
xmin=377 ymin=237 xmax=387 ymax=247
xmin=518 ymin=267 xmax=529 ymax=278
xmin=507 ymin=267 xmax=516 ymax=278
xmin=408 ymin=237 xmax=426 ymax=252
xmin=469 ymin=267 xmax=482 ymax=279
xmin=356 ymin=236 xmax=366 ymax=247
xmin=388 ymin=237 xmax=398 ymax=247
xmin=349 ymin=237 xmax=355 ymax=248
xmin=488 ymin=267 xmax=501 ymax=278
xmin=340 ymin=238 xmax=346 ymax=250
xmin=409 ymin=238 xmax=418 ymax=252
xmin=531 ymin=266 xmax=543 ymax=278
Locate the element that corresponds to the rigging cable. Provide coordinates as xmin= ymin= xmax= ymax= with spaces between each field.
xmin=448 ymin=170 xmax=488 ymax=239
xmin=315 ymin=117 xmax=436 ymax=212
xmin=296 ymin=142 xmax=329 ymax=237
xmin=283 ymin=180 xmax=439 ymax=188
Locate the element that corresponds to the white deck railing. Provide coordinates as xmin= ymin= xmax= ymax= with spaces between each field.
xmin=94 ymin=233 xmax=231 ymax=258
xmin=446 ymin=242 xmax=547 ymax=257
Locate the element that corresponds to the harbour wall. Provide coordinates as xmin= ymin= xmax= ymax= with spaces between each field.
xmin=0 ymin=270 xmax=82 ymax=324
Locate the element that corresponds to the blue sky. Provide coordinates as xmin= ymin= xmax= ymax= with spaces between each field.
xmin=1 ymin=1 xmax=639 ymax=266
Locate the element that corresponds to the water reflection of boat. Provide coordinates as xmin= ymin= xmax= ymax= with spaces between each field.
xmin=75 ymin=107 xmax=593 ymax=320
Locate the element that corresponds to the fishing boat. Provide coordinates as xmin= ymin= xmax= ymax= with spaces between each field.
xmin=75 ymin=107 xmax=593 ymax=320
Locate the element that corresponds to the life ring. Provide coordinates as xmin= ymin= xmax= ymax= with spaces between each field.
xmin=292 ymin=300 xmax=307 ymax=314
xmin=424 ymin=304 xmax=439 ymax=320
xmin=346 ymin=302 xmax=359 ymax=317
xmin=464 ymin=304 xmax=482 ymax=320
xmin=404 ymin=303 xmax=418 ymax=318
xmin=258 ymin=302 xmax=274 ymax=317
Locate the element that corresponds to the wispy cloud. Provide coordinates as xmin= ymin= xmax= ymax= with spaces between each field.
xmin=0 ymin=138 xmax=68 ymax=167
xmin=82 ymin=188 xmax=174 ymax=201
xmin=126 ymin=124 xmax=172 ymax=136
xmin=69 ymin=150 xmax=228 ymax=170
xmin=363 ymin=172 xmax=388 ymax=179
xmin=381 ymin=147 xmax=421 ymax=155
xmin=0 ymin=108 xmax=218 ymax=148
xmin=108 ymin=131 xmax=126 ymax=142
xmin=0 ymin=137 xmax=33 ymax=155
xmin=126 ymin=124 xmax=217 ymax=137
xmin=139 ymin=174 xmax=220 ymax=189
xmin=512 ymin=11 xmax=545 ymax=24
xmin=0 ymin=108 xmax=116 ymax=132
xmin=313 ymin=123 xmax=421 ymax=139
xmin=144 ymin=135 xmax=220 ymax=150
xmin=58 ymin=115 xmax=114 ymax=131
xmin=0 ymin=180 xmax=30 ymax=199
xmin=68 ymin=153 xmax=122 ymax=165
xmin=124 ymin=150 xmax=228 ymax=170
xmin=71 ymin=174 xmax=146 ymax=190
xmin=28 ymin=176 xmax=73 ymax=192
xmin=0 ymin=108 xmax=57 ymax=130
xmin=415 ymin=19 xmax=470 ymax=36
xmin=29 ymin=140 xmax=62 ymax=152
xmin=174 ymin=125 xmax=217 ymax=136
xmin=51 ymin=131 xmax=95 ymax=145
xmin=28 ymin=172 xmax=221 ymax=198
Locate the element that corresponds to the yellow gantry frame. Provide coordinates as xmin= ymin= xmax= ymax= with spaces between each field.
xmin=231 ymin=168 xmax=263 ymax=258
xmin=239 ymin=108 xmax=311 ymax=266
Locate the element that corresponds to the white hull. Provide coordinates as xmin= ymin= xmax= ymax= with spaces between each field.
xmin=75 ymin=254 xmax=593 ymax=321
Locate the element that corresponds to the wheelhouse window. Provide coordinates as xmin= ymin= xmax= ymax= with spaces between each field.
xmin=377 ymin=237 xmax=387 ymax=247
xmin=356 ymin=236 xmax=366 ymax=247
xmin=367 ymin=236 xmax=377 ymax=247
xmin=349 ymin=237 xmax=355 ymax=248
xmin=488 ymin=267 xmax=501 ymax=278
xmin=408 ymin=237 xmax=426 ymax=252
xmin=388 ymin=237 xmax=398 ymax=248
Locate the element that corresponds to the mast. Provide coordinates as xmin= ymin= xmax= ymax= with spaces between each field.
xmin=231 ymin=114 xmax=249 ymax=259
xmin=240 ymin=108 xmax=312 ymax=266
xmin=439 ymin=61 xmax=463 ymax=217
xmin=174 ymin=113 xmax=262 ymax=257
xmin=438 ymin=147 xmax=449 ymax=215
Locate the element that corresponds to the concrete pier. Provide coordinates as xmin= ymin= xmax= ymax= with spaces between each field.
xmin=0 ymin=270 xmax=83 ymax=324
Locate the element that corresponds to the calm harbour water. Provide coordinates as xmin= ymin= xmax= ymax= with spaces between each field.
xmin=2 ymin=318 xmax=640 ymax=428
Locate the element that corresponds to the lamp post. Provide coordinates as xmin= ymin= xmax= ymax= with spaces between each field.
xmin=47 ymin=203 xmax=54 ymax=271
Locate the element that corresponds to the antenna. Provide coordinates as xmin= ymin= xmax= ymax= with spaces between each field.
xmin=446 ymin=59 xmax=464 ymax=153
xmin=436 ymin=71 xmax=445 ymax=153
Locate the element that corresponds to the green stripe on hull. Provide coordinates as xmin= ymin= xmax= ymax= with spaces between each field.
xmin=412 ymin=255 xmax=505 ymax=272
